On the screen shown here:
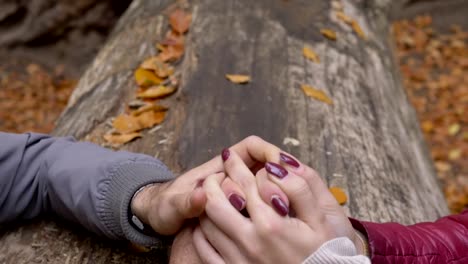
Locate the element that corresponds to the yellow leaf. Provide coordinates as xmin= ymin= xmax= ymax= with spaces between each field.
xmin=448 ymin=123 xmax=461 ymax=136
xmin=320 ymin=29 xmax=337 ymax=41
xmin=435 ymin=161 xmax=451 ymax=172
xmin=225 ymin=74 xmax=251 ymax=84
xmin=137 ymin=86 xmax=176 ymax=99
xmin=113 ymin=114 xmax=141 ymax=134
xmin=131 ymin=103 xmax=168 ymax=116
xmin=351 ymin=20 xmax=366 ymax=40
xmin=448 ymin=149 xmax=462 ymax=160
xmin=303 ymin=46 xmax=320 ymax=63
xmin=335 ymin=11 xmax=352 ymax=24
xmin=103 ymin=133 xmax=141 ymax=145
xmin=329 ymin=187 xmax=347 ymax=205
xmin=301 ymin=84 xmax=333 ymax=105
xmin=135 ymin=68 xmax=163 ymax=87
xmin=140 ymin=57 xmax=174 ymax=78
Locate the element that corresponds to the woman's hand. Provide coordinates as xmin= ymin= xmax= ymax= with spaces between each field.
xmin=131 ymin=136 xmax=289 ymax=235
xmin=193 ymin=149 xmax=359 ymax=264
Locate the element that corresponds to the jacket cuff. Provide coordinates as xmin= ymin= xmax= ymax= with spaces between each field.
xmin=99 ymin=159 xmax=175 ymax=247
xmin=302 ymin=237 xmax=370 ymax=264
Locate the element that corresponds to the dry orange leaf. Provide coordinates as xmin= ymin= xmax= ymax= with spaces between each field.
xmin=329 ymin=187 xmax=347 ymax=205
xmin=303 ymin=45 xmax=320 ymax=63
xmin=301 ymin=84 xmax=333 ymax=105
xmin=225 ymin=74 xmax=251 ymax=84
xmin=113 ymin=114 xmax=141 ymax=134
xmin=162 ymin=30 xmax=186 ymax=47
xmin=103 ymin=133 xmax=141 ymax=145
xmin=157 ymin=45 xmax=185 ymax=62
xmin=136 ymin=86 xmax=176 ymax=99
xmin=131 ymin=103 xmax=168 ymax=116
xmin=351 ymin=20 xmax=366 ymax=40
xmin=335 ymin=11 xmax=352 ymax=24
xmin=321 ymin=29 xmax=337 ymax=41
xmin=135 ymin=68 xmax=163 ymax=87
xmin=140 ymin=57 xmax=174 ymax=78
xmin=421 ymin=120 xmax=434 ymax=133
xmin=448 ymin=123 xmax=461 ymax=136
xmin=169 ymin=9 xmax=192 ymax=34
xmin=137 ymin=111 xmax=166 ymax=129
xmin=113 ymin=111 xmax=166 ymax=133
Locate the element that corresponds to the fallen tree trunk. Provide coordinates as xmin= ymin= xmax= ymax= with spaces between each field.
xmin=0 ymin=0 xmax=449 ymax=263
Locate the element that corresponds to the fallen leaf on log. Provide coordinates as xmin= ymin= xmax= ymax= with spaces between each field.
xmin=225 ymin=74 xmax=251 ymax=84
xmin=283 ymin=137 xmax=300 ymax=146
xmin=135 ymin=68 xmax=163 ymax=87
xmin=113 ymin=110 xmax=166 ymax=133
xmin=331 ymin=1 xmax=343 ymax=11
xmin=329 ymin=187 xmax=347 ymax=205
xmin=335 ymin=11 xmax=352 ymax=24
xmin=303 ymin=46 xmax=320 ymax=63
xmin=131 ymin=103 xmax=168 ymax=116
xmin=321 ymin=29 xmax=337 ymax=41
xmin=137 ymin=111 xmax=166 ymax=129
xmin=301 ymin=84 xmax=333 ymax=105
xmin=104 ymin=133 xmax=141 ymax=145
xmin=140 ymin=57 xmax=174 ymax=78
xmin=137 ymin=86 xmax=176 ymax=99
xmin=351 ymin=20 xmax=366 ymax=40
xmin=169 ymin=9 xmax=192 ymax=34
xmin=113 ymin=114 xmax=141 ymax=133
xmin=157 ymin=45 xmax=185 ymax=62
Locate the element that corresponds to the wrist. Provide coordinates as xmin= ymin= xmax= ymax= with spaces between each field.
xmin=131 ymin=183 xmax=164 ymax=225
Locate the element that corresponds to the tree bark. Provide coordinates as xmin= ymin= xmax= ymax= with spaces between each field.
xmin=0 ymin=0 xmax=449 ymax=263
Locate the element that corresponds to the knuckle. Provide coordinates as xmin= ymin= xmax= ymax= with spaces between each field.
xmin=303 ymin=167 xmax=322 ymax=183
xmin=257 ymin=218 xmax=281 ymax=237
xmin=289 ymin=179 xmax=311 ymax=198
xmin=244 ymin=135 xmax=262 ymax=145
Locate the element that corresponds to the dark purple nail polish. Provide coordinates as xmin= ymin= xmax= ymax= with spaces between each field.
xmin=228 ymin=193 xmax=245 ymax=211
xmin=271 ymin=196 xmax=289 ymax=216
xmin=265 ymin=162 xmax=288 ymax=179
xmin=280 ymin=153 xmax=300 ymax=168
xmin=221 ymin=148 xmax=230 ymax=161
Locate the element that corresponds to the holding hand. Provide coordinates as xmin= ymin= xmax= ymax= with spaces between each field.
xmin=194 ymin=147 xmax=364 ymax=263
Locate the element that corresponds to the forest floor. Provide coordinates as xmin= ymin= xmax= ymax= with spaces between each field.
xmin=0 ymin=1 xmax=466 ymax=213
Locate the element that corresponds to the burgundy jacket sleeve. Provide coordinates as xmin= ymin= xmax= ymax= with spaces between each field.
xmin=350 ymin=211 xmax=468 ymax=263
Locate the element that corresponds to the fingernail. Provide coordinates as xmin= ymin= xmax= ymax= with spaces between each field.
xmin=271 ymin=196 xmax=289 ymax=216
xmin=265 ymin=162 xmax=288 ymax=179
xmin=221 ymin=148 xmax=230 ymax=161
xmin=280 ymin=153 xmax=300 ymax=168
xmin=228 ymin=193 xmax=245 ymax=211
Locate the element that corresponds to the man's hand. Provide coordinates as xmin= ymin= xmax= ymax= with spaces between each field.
xmin=131 ymin=136 xmax=288 ymax=236
xmin=131 ymin=173 xmax=207 ymax=235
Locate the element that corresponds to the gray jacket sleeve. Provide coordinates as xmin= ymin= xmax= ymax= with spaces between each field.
xmin=0 ymin=132 xmax=175 ymax=246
